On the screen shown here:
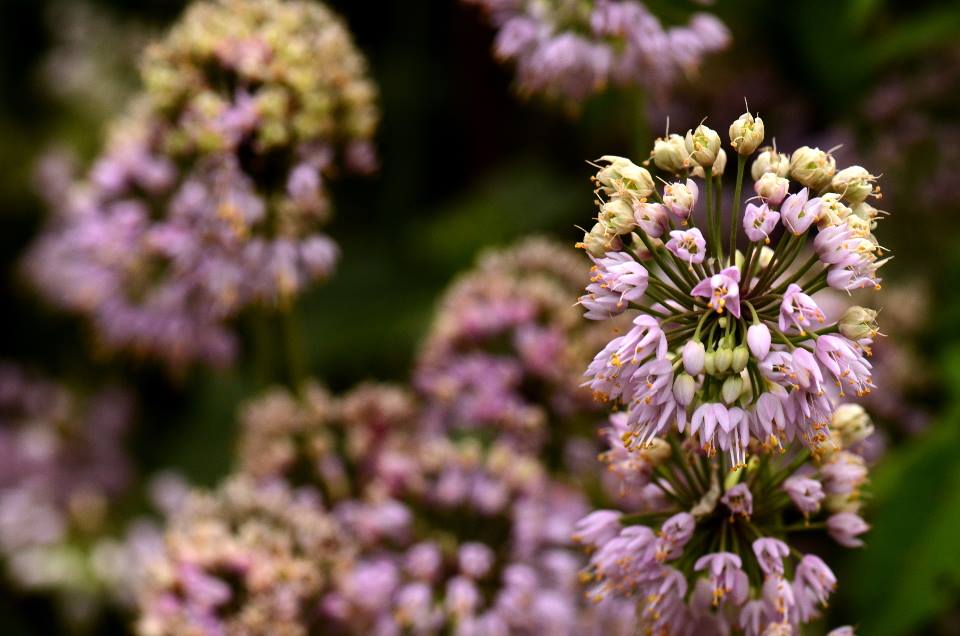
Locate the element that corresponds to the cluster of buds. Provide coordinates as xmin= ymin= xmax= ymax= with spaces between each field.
xmin=26 ymin=0 xmax=379 ymax=368
xmin=464 ymin=0 xmax=729 ymax=101
xmin=575 ymin=110 xmax=888 ymax=633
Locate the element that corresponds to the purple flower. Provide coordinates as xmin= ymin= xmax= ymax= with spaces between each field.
xmin=752 ymin=538 xmax=789 ymax=576
xmin=665 ymin=228 xmax=707 ymax=267
xmin=580 ymin=252 xmax=649 ymax=319
xmin=780 ymin=188 xmax=823 ymax=235
xmin=742 ymin=202 xmax=780 ymax=243
xmin=694 ymin=552 xmax=747 ymax=607
xmin=692 ymin=267 xmax=741 ymax=317
xmin=573 ymin=510 xmax=622 ymax=549
xmin=827 ymin=512 xmax=869 ymax=548
xmin=778 ymin=284 xmax=825 ymax=334
xmin=783 ymin=476 xmax=825 ymax=516
xmin=721 ymin=483 xmax=753 ymax=517
xmin=633 ymin=201 xmax=670 ymax=237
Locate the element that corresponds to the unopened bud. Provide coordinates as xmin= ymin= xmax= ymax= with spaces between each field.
xmin=731 ymin=345 xmax=749 ymax=373
xmin=685 ymin=124 xmax=721 ymax=168
xmin=753 ymin=172 xmax=789 ymax=205
xmin=832 ymin=165 xmax=877 ymax=204
xmin=729 ymin=112 xmax=765 ymax=155
xmin=714 ymin=347 xmax=732 ymax=373
xmin=838 ymin=306 xmax=879 ymax=340
xmin=789 ymin=145 xmax=836 ymax=190
xmin=721 ymin=376 xmax=743 ymax=404
xmin=704 ymin=350 xmax=717 ymax=376
xmin=673 ymin=373 xmax=696 ymax=406
xmin=652 ymin=134 xmax=688 ymax=173
xmin=831 ymin=403 xmax=875 ymax=446
xmin=683 ymin=340 xmax=706 ymax=376
xmin=747 ymin=324 xmax=771 ymax=360
xmin=758 ymin=246 xmax=775 ymax=269
xmin=750 ymin=147 xmax=790 ymax=180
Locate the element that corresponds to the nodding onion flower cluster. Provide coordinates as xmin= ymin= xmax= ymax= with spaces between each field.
xmin=26 ymin=0 xmax=378 ymax=369
xmin=415 ymin=238 xmax=611 ymax=453
xmin=574 ymin=111 xmax=886 ymax=634
xmin=463 ymin=0 xmax=729 ymax=101
xmin=138 ymin=380 xmax=636 ymax=636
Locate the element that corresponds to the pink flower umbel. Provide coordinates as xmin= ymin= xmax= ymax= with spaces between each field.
xmin=575 ymin=112 xmax=888 ymax=634
xmin=692 ymin=267 xmax=742 ymax=317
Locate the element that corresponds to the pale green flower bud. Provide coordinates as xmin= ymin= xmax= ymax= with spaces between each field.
xmin=832 ymin=165 xmax=878 ymax=203
xmin=789 ymin=145 xmax=836 ymax=190
xmin=838 ymin=306 xmax=879 ymax=340
xmin=704 ymin=350 xmax=717 ymax=376
xmin=750 ymin=147 xmax=790 ymax=180
xmin=714 ymin=347 xmax=732 ymax=373
xmin=652 ymin=134 xmax=688 ymax=173
xmin=758 ymin=246 xmax=775 ymax=269
xmin=599 ymin=199 xmax=637 ymax=235
xmin=831 ymin=403 xmax=875 ymax=446
xmin=729 ymin=112 xmax=765 ymax=155
xmin=731 ymin=345 xmax=749 ymax=373
xmin=721 ymin=376 xmax=743 ymax=404
xmin=685 ymin=124 xmax=722 ymax=168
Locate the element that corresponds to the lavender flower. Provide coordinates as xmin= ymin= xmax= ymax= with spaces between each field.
xmin=415 ymin=238 xmax=611 ymax=451
xmin=464 ymin=0 xmax=729 ymax=102
xmin=26 ymin=0 xmax=379 ymax=369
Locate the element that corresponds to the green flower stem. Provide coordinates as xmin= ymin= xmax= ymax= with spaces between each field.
xmin=770 ymin=253 xmax=822 ymax=294
xmin=729 ymin=154 xmax=746 ymax=263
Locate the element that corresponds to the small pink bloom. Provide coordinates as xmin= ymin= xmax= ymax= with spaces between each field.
xmin=691 ymin=267 xmax=741 ymax=318
xmin=742 ymin=202 xmax=780 ymax=243
xmin=781 ymin=188 xmax=823 ymax=235
xmin=666 ymin=228 xmax=706 ymax=266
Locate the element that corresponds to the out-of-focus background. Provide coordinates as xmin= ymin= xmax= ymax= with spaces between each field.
xmin=0 ymin=0 xmax=957 ymax=633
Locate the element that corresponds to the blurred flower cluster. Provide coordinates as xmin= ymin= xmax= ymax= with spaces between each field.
xmin=464 ymin=0 xmax=729 ymax=101
xmin=133 ymin=241 xmax=641 ymax=635
xmin=26 ymin=0 xmax=379 ymax=369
